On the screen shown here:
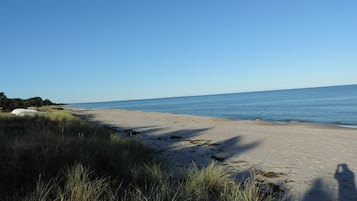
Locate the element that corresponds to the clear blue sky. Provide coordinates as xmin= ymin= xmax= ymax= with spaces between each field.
xmin=1 ymin=0 xmax=356 ymax=103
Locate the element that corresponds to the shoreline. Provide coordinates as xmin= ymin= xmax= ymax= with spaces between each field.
xmin=67 ymin=106 xmax=357 ymax=130
xmin=69 ymin=107 xmax=357 ymax=201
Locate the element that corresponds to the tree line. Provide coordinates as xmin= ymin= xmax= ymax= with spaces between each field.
xmin=0 ymin=92 xmax=55 ymax=112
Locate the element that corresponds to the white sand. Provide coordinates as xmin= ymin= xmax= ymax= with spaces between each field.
xmin=70 ymin=108 xmax=357 ymax=201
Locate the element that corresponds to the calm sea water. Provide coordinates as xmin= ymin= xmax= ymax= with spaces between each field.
xmin=71 ymin=85 xmax=357 ymax=126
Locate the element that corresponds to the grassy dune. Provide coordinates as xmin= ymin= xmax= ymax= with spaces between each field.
xmin=0 ymin=107 xmax=281 ymax=201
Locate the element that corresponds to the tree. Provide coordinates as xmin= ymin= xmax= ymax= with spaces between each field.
xmin=0 ymin=93 xmax=55 ymax=112
xmin=0 ymin=92 xmax=7 ymax=111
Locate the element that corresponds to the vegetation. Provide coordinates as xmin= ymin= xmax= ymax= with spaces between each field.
xmin=0 ymin=107 xmax=281 ymax=201
xmin=0 ymin=92 xmax=55 ymax=112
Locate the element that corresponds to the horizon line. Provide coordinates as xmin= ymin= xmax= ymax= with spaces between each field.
xmin=70 ymin=83 xmax=357 ymax=104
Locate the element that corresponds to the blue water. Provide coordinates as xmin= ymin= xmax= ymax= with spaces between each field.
xmin=70 ymin=85 xmax=357 ymax=126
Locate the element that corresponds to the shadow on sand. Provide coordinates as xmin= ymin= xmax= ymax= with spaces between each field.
xmin=335 ymin=163 xmax=357 ymax=201
xmin=76 ymin=111 xmax=261 ymax=170
xmin=302 ymin=163 xmax=357 ymax=201
xmin=124 ymin=126 xmax=261 ymax=169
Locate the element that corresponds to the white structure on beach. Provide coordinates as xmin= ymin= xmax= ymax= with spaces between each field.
xmin=11 ymin=108 xmax=47 ymax=116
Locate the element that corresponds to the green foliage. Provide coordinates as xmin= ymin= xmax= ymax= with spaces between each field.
xmin=185 ymin=162 xmax=229 ymax=199
xmin=0 ymin=92 xmax=55 ymax=112
xmin=60 ymin=164 xmax=116 ymax=201
xmin=25 ymin=164 xmax=116 ymax=201
xmin=123 ymin=162 xmax=278 ymax=201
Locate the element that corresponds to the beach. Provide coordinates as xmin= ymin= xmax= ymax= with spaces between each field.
xmin=70 ymin=108 xmax=357 ymax=201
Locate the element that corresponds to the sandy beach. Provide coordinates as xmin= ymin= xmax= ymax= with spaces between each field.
xmin=70 ymin=108 xmax=357 ymax=201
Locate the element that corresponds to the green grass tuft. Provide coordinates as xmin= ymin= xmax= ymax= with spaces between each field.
xmin=185 ymin=162 xmax=230 ymax=199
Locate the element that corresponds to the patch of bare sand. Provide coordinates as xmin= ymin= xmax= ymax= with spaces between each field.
xmin=70 ymin=108 xmax=357 ymax=201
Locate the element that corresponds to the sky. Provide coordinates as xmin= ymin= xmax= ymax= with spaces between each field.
xmin=1 ymin=0 xmax=357 ymax=103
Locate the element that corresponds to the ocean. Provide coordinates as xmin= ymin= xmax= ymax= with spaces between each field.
xmin=70 ymin=85 xmax=357 ymax=127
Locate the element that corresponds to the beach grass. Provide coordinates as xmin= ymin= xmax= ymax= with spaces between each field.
xmin=0 ymin=107 xmax=281 ymax=201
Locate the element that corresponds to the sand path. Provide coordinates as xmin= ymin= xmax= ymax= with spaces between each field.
xmin=70 ymin=108 xmax=357 ymax=201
